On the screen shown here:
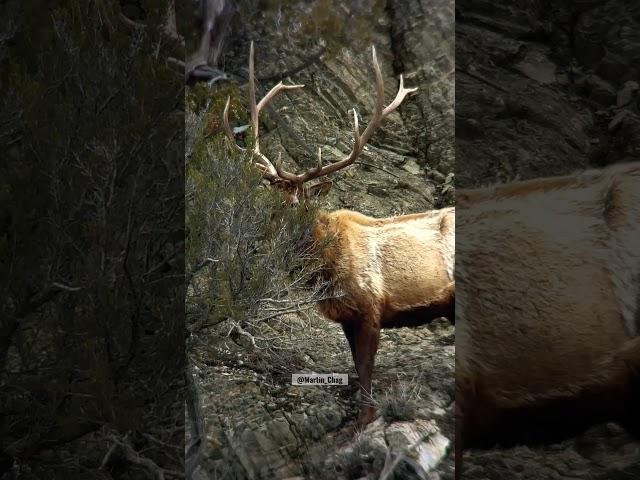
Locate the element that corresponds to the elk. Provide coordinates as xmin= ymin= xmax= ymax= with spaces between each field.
xmin=221 ymin=42 xmax=455 ymax=425
xmin=455 ymin=162 xmax=640 ymax=474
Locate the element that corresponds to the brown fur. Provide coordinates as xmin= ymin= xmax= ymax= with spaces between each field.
xmin=311 ymin=207 xmax=455 ymax=425
xmin=456 ymin=162 xmax=640 ymax=475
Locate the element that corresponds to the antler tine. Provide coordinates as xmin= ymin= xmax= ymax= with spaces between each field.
xmin=222 ymin=96 xmax=244 ymax=152
xmin=254 ymin=80 xmax=304 ymax=182
xmin=223 ymin=101 xmax=279 ymax=182
xmin=382 ymin=74 xmax=418 ymax=117
xmin=353 ymin=45 xmax=385 ymax=151
xmin=247 ymin=41 xmax=304 ymax=181
xmin=224 ymin=93 xmax=280 ymax=181
xmin=220 ymin=41 xmax=304 ymax=183
xmin=257 ymin=82 xmax=305 ymax=115
xmin=248 ymin=41 xmax=258 ymax=148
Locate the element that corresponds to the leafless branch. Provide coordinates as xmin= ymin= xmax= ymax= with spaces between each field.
xmin=109 ymin=434 xmax=185 ymax=480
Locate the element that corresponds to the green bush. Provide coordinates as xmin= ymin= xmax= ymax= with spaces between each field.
xmin=185 ymin=97 xmax=325 ymax=331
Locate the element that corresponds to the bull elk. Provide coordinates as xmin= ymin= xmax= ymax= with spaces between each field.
xmin=221 ymin=42 xmax=455 ymax=425
xmin=455 ymin=162 xmax=640 ymax=474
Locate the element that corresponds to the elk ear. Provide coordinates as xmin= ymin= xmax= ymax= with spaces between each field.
xmin=306 ymin=181 xmax=333 ymax=198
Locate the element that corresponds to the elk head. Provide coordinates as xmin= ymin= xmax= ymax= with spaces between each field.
xmin=222 ymin=41 xmax=417 ymax=205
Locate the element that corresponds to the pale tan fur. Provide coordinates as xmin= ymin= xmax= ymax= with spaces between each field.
xmin=456 ymin=161 xmax=640 ymax=452
xmin=313 ymin=207 xmax=454 ymax=326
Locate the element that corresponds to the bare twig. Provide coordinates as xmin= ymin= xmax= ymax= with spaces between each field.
xmin=50 ymin=282 xmax=81 ymax=292
xmin=226 ymin=322 xmax=257 ymax=347
xmin=354 ymin=161 xmax=401 ymax=178
xmin=109 ymin=434 xmax=184 ymax=480
xmin=99 ymin=439 xmax=120 ymax=470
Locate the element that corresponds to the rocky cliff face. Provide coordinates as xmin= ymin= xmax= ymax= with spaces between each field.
xmin=457 ymin=0 xmax=640 ymax=187
xmin=457 ymin=1 xmax=640 ymax=478
xmin=187 ymin=1 xmax=455 ymax=479
xmin=217 ymin=0 xmax=454 ymax=214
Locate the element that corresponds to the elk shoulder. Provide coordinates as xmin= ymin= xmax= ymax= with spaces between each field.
xmin=313 ymin=208 xmax=454 ymax=328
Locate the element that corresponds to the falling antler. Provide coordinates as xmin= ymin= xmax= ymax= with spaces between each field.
xmin=222 ymin=42 xmax=417 ymax=200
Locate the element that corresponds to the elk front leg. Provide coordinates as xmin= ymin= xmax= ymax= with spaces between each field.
xmin=430 ymin=280 xmax=455 ymax=323
xmin=342 ymin=323 xmax=357 ymax=363
xmin=353 ymin=322 xmax=380 ymax=426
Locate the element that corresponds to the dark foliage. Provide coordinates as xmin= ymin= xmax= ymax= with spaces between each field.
xmin=185 ymin=112 xmax=325 ymax=330
xmin=184 ymin=79 xmax=334 ymax=479
xmin=0 ymin=1 xmax=184 ymax=478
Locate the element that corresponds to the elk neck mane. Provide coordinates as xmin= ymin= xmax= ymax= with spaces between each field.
xmin=457 ymin=162 xmax=640 ymax=209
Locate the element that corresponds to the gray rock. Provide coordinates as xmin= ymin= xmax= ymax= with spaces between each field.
xmin=403 ymin=158 xmax=424 ymax=175
xmin=514 ymin=48 xmax=557 ymax=85
xmin=617 ymin=80 xmax=639 ymax=107
xmin=331 ymin=419 xmax=450 ymax=480
xmin=385 ymin=420 xmax=450 ymax=474
xmin=608 ymin=110 xmax=629 ymax=132
xmin=576 ymin=74 xmax=617 ymax=105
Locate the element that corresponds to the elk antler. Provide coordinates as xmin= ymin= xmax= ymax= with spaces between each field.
xmin=223 ymin=43 xmax=417 ymax=199
xmin=274 ymin=46 xmax=417 ymax=187
xmin=222 ymin=41 xmax=304 ymax=183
